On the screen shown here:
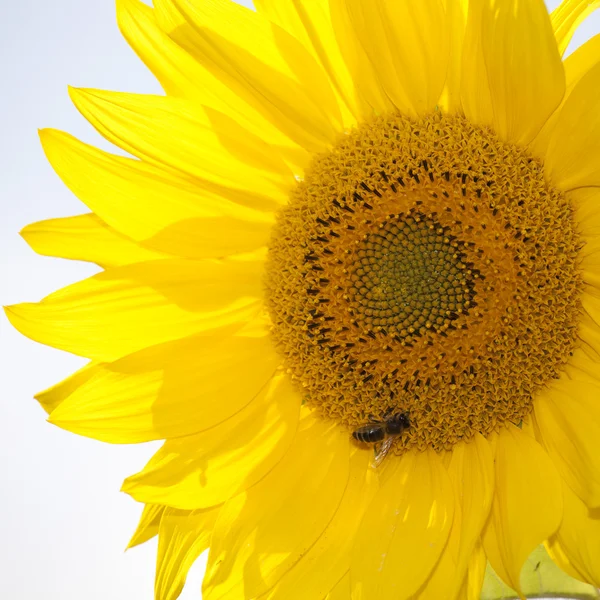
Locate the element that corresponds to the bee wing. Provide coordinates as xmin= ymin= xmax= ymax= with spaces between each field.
xmin=370 ymin=436 xmax=394 ymax=469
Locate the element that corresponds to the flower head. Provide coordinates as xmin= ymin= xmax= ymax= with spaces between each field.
xmin=7 ymin=0 xmax=600 ymax=598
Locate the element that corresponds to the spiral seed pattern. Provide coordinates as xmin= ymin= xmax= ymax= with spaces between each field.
xmin=265 ymin=112 xmax=582 ymax=453
xmin=349 ymin=211 xmax=476 ymax=340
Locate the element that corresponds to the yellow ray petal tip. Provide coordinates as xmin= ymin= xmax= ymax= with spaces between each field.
xmin=38 ymin=128 xmax=65 ymax=153
xmin=120 ymin=478 xmax=134 ymax=494
xmin=4 ymin=304 xmax=28 ymax=327
xmin=67 ymin=85 xmax=89 ymax=103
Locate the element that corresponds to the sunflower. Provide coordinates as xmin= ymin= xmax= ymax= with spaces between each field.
xmin=7 ymin=0 xmax=600 ymax=598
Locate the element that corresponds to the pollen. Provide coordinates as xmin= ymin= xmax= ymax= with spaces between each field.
xmin=265 ymin=112 xmax=583 ymax=453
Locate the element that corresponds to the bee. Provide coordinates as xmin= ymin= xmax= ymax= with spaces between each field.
xmin=352 ymin=411 xmax=410 ymax=468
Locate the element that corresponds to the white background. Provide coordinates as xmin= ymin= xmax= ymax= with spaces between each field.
xmin=0 ymin=1 xmax=597 ymax=599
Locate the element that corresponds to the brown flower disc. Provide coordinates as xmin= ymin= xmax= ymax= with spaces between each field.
xmin=265 ymin=112 xmax=582 ymax=453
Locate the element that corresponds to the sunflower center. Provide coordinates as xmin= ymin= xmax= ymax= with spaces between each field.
xmin=265 ymin=112 xmax=582 ymax=453
xmin=349 ymin=211 xmax=476 ymax=340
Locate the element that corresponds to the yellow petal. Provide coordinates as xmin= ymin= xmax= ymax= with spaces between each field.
xmin=544 ymin=60 xmax=600 ymax=190
xmin=551 ymin=0 xmax=600 ymax=56
xmin=203 ymin=413 xmax=351 ymax=600
xmin=581 ymin=273 xmax=600 ymax=304
xmin=155 ymin=506 xmax=219 ymax=600
xmin=547 ymin=481 xmax=600 ymax=588
xmin=39 ymin=128 xmax=279 ymax=260
xmin=583 ymin=290 xmax=600 ymax=329
xmin=462 ymin=0 xmax=565 ymax=145
xmin=262 ymin=449 xmax=377 ymax=600
xmin=460 ymin=0 xmax=493 ymax=129
xmin=127 ymin=504 xmax=165 ymax=549
xmin=122 ymin=372 xmax=300 ymax=508
xmin=438 ymin=0 xmax=469 ymax=114
xmin=569 ymin=187 xmax=600 ymax=236
xmin=578 ymin=317 xmax=600 ymax=363
xmin=564 ymin=33 xmax=600 ymax=91
xmin=351 ymin=449 xmax=454 ymax=600
xmin=328 ymin=0 xmax=393 ymax=115
xmin=534 ymin=377 xmax=600 ymax=508
xmin=5 ymin=258 xmax=264 ymax=361
xmin=69 ymin=88 xmax=292 ymax=198
xmin=34 ymin=361 xmax=97 ymax=414
xmin=21 ymin=214 xmax=169 ymax=268
xmin=154 ymin=0 xmax=342 ymax=153
xmin=325 ymin=574 xmax=351 ymax=600
xmin=139 ymin=216 xmax=273 ymax=260
xmin=584 ymin=269 xmax=600 ymax=298
xmin=117 ymin=0 xmax=213 ymax=100
xmin=578 ymin=284 xmax=600 ymax=355
xmin=582 ymin=235 xmax=600 ymax=265
xmin=481 ymin=425 xmax=563 ymax=594
xmin=546 ymin=537 xmax=589 ymax=582
xmin=116 ymin=0 xmax=310 ymax=173
xmin=565 ymin=350 xmax=600 ymax=386
xmin=418 ymin=435 xmax=494 ymax=600
xmin=530 ymin=34 xmax=600 ymax=160
xmin=342 ymin=0 xmax=449 ymax=117
xmin=455 ymin=543 xmax=487 ymax=600
xmin=448 ymin=435 xmax=495 ymax=570
xmin=46 ymin=322 xmax=280 ymax=442
xmin=253 ymin=0 xmax=361 ymax=127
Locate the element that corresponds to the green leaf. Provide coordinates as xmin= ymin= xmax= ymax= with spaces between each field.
xmin=481 ymin=545 xmax=600 ymax=599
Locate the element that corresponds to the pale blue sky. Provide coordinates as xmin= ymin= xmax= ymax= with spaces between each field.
xmin=0 ymin=1 xmax=598 ymax=599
